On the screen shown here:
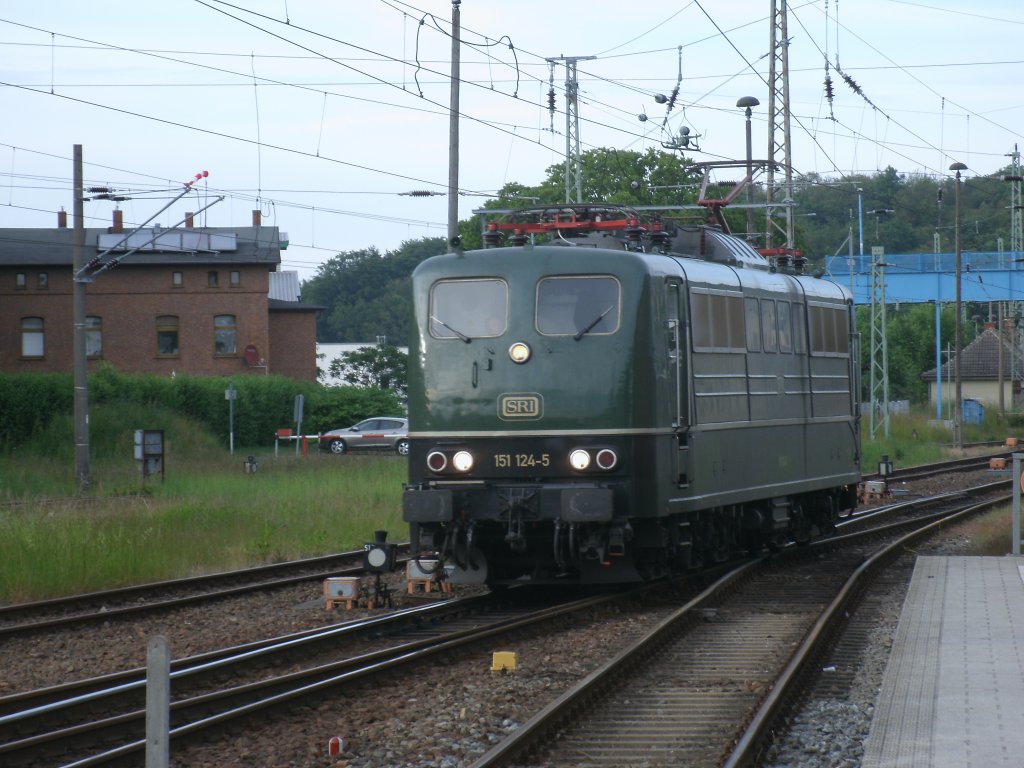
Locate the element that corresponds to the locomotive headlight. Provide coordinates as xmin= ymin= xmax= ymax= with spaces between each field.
xmin=426 ymin=451 xmax=448 ymax=472
xmin=508 ymin=342 xmax=531 ymax=364
xmin=569 ymin=449 xmax=591 ymax=470
xmin=452 ymin=450 xmax=474 ymax=472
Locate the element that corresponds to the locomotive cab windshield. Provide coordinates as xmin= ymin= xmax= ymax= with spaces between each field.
xmin=429 ymin=278 xmax=508 ymax=340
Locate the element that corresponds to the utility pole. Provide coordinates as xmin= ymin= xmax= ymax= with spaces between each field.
xmin=72 ymin=145 xmax=90 ymax=493
xmin=869 ymin=247 xmax=890 ymax=439
xmin=1003 ymin=146 xmax=1022 ymax=404
xmin=447 ymin=0 xmax=461 ymax=252
xmin=547 ymin=55 xmax=595 ymax=204
xmin=72 ymin=168 xmax=222 ymax=492
xmin=765 ymin=0 xmax=794 ymax=252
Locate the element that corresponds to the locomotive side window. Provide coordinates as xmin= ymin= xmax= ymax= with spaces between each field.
xmin=777 ymin=301 xmax=793 ymax=352
xmin=536 ymin=276 xmax=620 ymax=336
xmin=761 ymin=300 xmax=778 ymax=353
xmin=691 ymin=289 xmax=745 ymax=351
xmin=834 ymin=307 xmax=850 ymax=353
xmin=430 ymin=278 xmax=508 ymax=339
xmin=808 ymin=303 xmax=850 ymax=355
xmin=691 ymin=292 xmax=712 ymax=348
xmin=744 ymin=298 xmax=761 ymax=352
xmin=792 ymin=303 xmax=807 ymax=354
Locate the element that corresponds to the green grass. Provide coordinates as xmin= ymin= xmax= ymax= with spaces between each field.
xmin=859 ymin=406 xmax=1015 ymax=471
xmin=0 ymin=400 xmax=409 ymax=602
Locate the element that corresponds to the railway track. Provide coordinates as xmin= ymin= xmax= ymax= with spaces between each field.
xmin=0 ymin=547 xmax=409 ymax=638
xmin=865 ymin=447 xmax=1011 ymax=484
xmin=0 ymin=583 xmax=685 ymax=767
xmin=464 ymin=482 xmax=1010 ymax=767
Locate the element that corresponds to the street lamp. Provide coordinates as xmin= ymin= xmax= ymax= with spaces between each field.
xmin=950 ymin=161 xmax=967 ymax=450
xmin=736 ymin=96 xmax=759 ymax=244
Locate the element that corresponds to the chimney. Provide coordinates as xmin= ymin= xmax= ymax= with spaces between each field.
xmin=185 ymin=212 xmax=194 ymax=228
xmin=252 ymin=209 xmax=262 ymax=226
xmin=57 ymin=208 xmax=67 ymax=228
xmin=112 ymin=209 xmax=124 ymax=233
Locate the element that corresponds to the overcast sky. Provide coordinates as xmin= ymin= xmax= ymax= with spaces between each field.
xmin=2 ymin=1 xmax=1023 ymax=280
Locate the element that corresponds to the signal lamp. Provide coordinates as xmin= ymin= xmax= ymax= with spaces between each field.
xmin=596 ymin=449 xmax=618 ymax=470
xmin=427 ymin=451 xmax=448 ymax=472
xmin=363 ymin=529 xmax=397 ymax=572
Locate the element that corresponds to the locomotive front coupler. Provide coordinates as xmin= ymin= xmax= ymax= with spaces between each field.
xmin=501 ymin=489 xmax=536 ymax=553
xmin=446 ymin=520 xmax=480 ymax=572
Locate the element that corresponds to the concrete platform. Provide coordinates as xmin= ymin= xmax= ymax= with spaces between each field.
xmin=863 ymin=556 xmax=1024 ymax=767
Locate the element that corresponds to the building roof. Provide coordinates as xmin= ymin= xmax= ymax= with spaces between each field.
xmin=921 ymin=327 xmax=1017 ymax=382
xmin=0 ymin=225 xmax=282 ymax=267
xmin=269 ymin=298 xmax=321 ymax=312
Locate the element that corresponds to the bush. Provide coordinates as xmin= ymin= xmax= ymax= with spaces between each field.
xmin=0 ymin=368 xmax=404 ymax=451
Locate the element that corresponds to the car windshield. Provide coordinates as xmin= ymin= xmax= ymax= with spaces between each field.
xmin=429 ymin=279 xmax=508 ymax=340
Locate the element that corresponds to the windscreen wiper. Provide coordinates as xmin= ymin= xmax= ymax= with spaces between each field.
xmin=574 ymin=305 xmax=614 ymax=341
xmin=430 ymin=315 xmax=472 ymax=343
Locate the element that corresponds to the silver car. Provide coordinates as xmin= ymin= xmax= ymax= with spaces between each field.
xmin=320 ymin=417 xmax=409 ymax=456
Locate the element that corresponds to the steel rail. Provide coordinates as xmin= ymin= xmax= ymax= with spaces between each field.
xmin=0 ymin=549 xmax=411 ymax=638
xmin=723 ymin=491 xmax=1011 ymax=767
xmin=2 ymin=587 xmax=651 ymax=767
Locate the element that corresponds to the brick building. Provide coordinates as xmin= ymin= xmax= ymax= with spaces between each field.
xmin=0 ymin=212 xmax=320 ymax=380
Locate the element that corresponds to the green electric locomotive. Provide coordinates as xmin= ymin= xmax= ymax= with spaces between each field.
xmin=402 ymin=206 xmax=861 ymax=586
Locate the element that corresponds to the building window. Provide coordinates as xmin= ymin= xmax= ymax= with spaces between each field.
xmin=208 ymin=270 xmax=219 ymax=287
xmin=37 ymin=272 xmax=49 ymax=289
xmin=230 ymin=270 xmax=240 ymax=287
xmin=86 ymin=315 xmax=102 ymax=358
xmin=214 ymin=314 xmax=237 ymax=355
xmin=172 ymin=271 xmax=184 ymax=287
xmin=15 ymin=272 xmax=26 ymax=289
xmin=21 ymin=317 xmax=44 ymax=358
xmin=157 ymin=315 xmax=179 ymax=357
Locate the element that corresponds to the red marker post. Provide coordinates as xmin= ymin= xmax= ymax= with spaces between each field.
xmin=328 ymin=736 xmax=346 ymax=756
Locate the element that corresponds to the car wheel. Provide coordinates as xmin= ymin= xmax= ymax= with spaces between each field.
xmin=329 ymin=439 xmax=347 ymax=455
xmin=396 ymin=439 xmax=410 ymax=456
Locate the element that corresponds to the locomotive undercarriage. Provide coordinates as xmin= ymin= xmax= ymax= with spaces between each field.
xmin=411 ymin=481 xmax=857 ymax=585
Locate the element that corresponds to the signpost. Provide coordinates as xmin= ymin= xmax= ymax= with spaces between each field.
xmin=225 ymin=385 xmax=237 ymax=454
xmin=294 ymin=394 xmax=305 ymax=456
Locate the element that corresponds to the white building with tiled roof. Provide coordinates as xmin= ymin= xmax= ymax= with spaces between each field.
xmin=921 ymin=326 xmax=1021 ymax=409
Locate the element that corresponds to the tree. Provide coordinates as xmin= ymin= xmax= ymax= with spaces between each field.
xmin=328 ymin=344 xmax=408 ymax=401
xmin=302 ymin=237 xmax=446 ymax=345
xmin=487 ymin=147 xmax=700 ymax=210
